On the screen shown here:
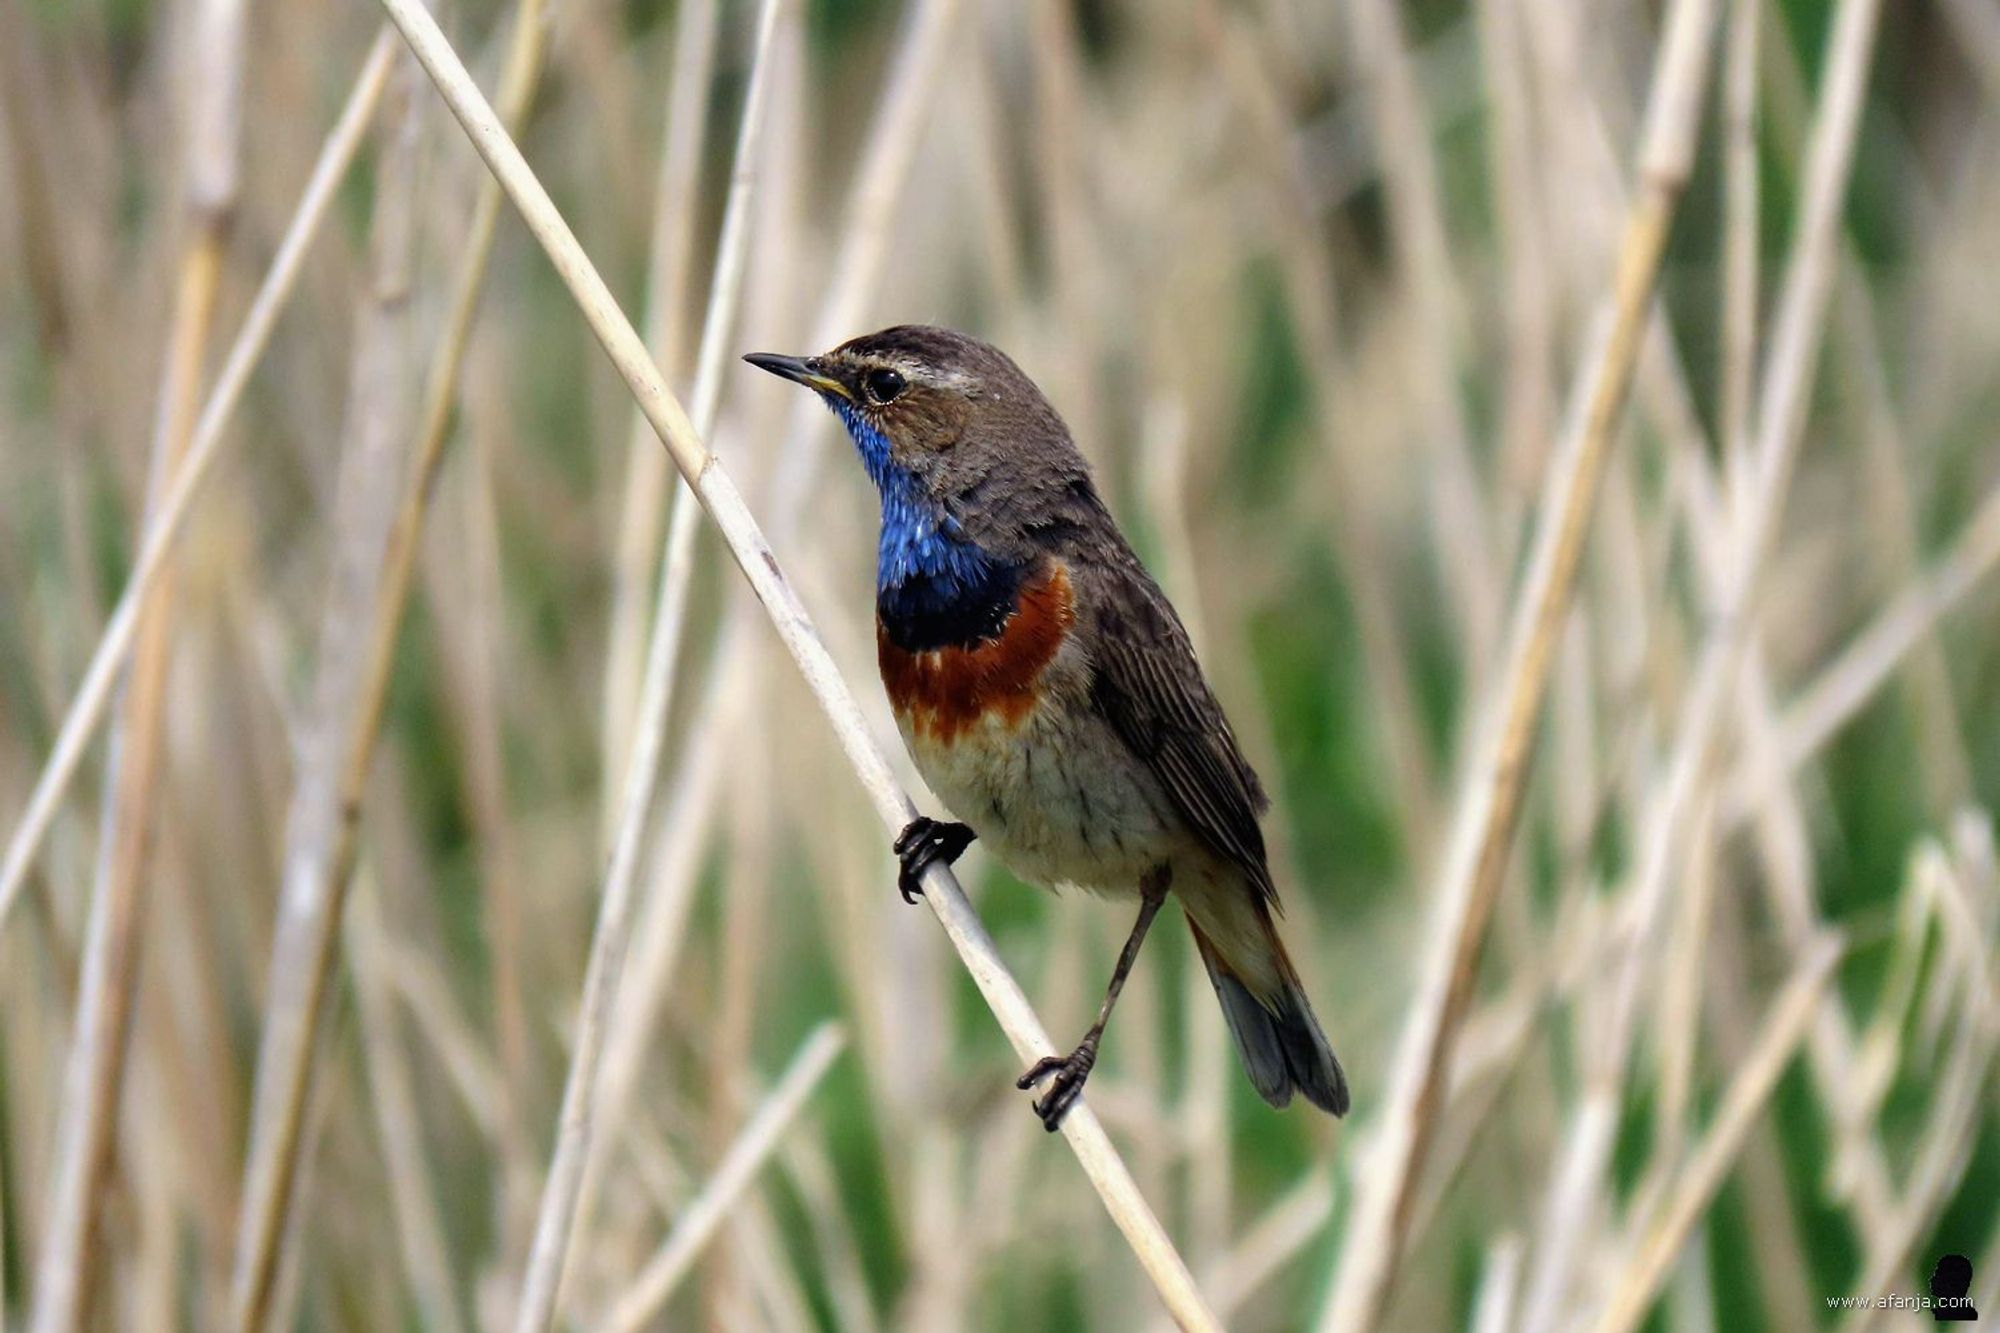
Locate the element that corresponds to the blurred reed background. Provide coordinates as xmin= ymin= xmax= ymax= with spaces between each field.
xmin=1 ymin=0 xmax=1998 ymax=1328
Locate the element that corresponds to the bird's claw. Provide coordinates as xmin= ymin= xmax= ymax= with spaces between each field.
xmin=1016 ymin=1038 xmax=1097 ymax=1131
xmin=893 ymin=817 xmax=974 ymax=905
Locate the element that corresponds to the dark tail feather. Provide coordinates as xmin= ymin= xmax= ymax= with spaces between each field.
xmin=1190 ymin=922 xmax=1349 ymax=1117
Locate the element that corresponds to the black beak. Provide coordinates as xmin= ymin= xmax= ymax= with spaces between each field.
xmin=743 ymin=352 xmax=851 ymax=400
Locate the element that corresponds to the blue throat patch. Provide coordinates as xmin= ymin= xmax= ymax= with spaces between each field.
xmin=830 ymin=400 xmax=1023 ymax=652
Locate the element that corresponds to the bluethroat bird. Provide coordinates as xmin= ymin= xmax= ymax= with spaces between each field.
xmin=747 ymin=326 xmax=1349 ymax=1130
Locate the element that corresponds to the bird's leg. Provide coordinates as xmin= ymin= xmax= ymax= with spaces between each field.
xmin=893 ymin=817 xmax=975 ymax=904
xmin=1017 ymin=866 xmax=1170 ymax=1131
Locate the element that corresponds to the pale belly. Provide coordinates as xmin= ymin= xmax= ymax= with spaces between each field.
xmin=895 ymin=693 xmax=1180 ymax=896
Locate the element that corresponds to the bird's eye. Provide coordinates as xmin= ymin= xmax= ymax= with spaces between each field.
xmin=863 ymin=368 xmax=906 ymax=405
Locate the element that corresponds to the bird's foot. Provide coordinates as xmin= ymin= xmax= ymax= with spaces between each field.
xmin=893 ymin=817 xmax=975 ymax=905
xmin=1016 ymin=1035 xmax=1098 ymax=1132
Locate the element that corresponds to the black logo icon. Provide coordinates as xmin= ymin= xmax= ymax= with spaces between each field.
xmin=1930 ymin=1253 xmax=1977 ymax=1322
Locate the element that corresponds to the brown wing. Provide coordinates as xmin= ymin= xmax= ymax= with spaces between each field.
xmin=1080 ymin=555 xmax=1279 ymax=906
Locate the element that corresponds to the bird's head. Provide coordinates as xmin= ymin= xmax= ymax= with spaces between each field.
xmin=745 ymin=326 xmax=1093 ymax=610
xmin=744 ymin=324 xmax=1059 ymax=496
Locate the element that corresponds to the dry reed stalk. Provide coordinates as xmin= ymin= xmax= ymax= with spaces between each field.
xmin=346 ymin=871 xmax=467 ymax=1333
xmin=262 ymin=1029 xmax=336 ymax=1333
xmin=31 ymin=244 xmax=217 ymax=1331
xmin=1517 ymin=1 xmax=1885 ymax=1318
xmin=1495 ymin=0 xmax=1700 ymax=1249
xmin=1834 ymin=823 xmax=1998 ymax=1329
xmin=1751 ymin=12 xmax=1977 ymax=812
xmin=769 ymin=606 xmax=974 ymax=1325
xmin=1838 ymin=275 xmax=1974 ymax=810
xmin=707 ymin=669 xmax=774 ymax=1324
xmin=619 ymin=21 xmax=952 ymax=1219
xmin=799 ymin=716 xmax=969 ymax=1324
xmin=29 ymin=126 xmax=228 ymax=1333
xmin=506 ymin=3 xmax=783 ymax=1321
xmin=1730 ymin=480 xmax=2000 ymax=815
xmin=772 ymin=1138 xmax=883 ymax=1333
xmin=1216 ymin=19 xmax=1440 ymax=854
xmin=1576 ymin=18 xmax=1936 ymax=1072
xmin=1731 ymin=753 xmax=1899 ymax=1241
xmin=130 ymin=800 xmax=247 ymax=1309
xmin=951 ymin=1093 xmax=1043 ymax=1302
xmin=1317 ymin=2 xmax=1721 ymax=1326
xmin=1648 ymin=0 xmax=1880 ymax=1000
xmin=1514 ymin=0 xmax=1720 ymax=652
xmin=1474 ymin=0 xmax=1558 ymax=515
xmin=1650 ymin=790 xmax=1720 ymax=1165
xmin=122 ymin=1082 xmax=177 ymax=1321
xmin=385 ymin=939 xmax=506 ymax=1137
xmin=1196 ymin=1170 xmax=1337 ymax=1322
xmin=28 ymin=0 xmax=244 ymax=1317
xmin=0 ymin=29 xmax=398 ymax=938
xmin=1720 ymin=0 xmax=1759 ymax=508
xmin=1703 ymin=904 xmax=1819 ymax=1333
xmin=369 ymin=1 xmax=1220 ymax=1325
xmin=1839 ymin=1022 xmax=1994 ymax=1333
xmin=900 ymin=1115 xmax=973 ymax=1325
xmin=576 ymin=660 xmax=734 ymax=1245
xmin=1625 ymin=0 xmax=1754 ymax=1183
xmin=382 ymin=0 xmax=553 ymax=1255
xmin=1341 ymin=0 xmax=1499 ymax=670
xmin=598 ymin=0 xmax=719 ymax=828
xmin=1670 ymin=359 xmax=1932 ymax=1292
xmin=1539 ymin=21 xmax=1928 ymax=1294
xmin=1395 ymin=930 xmax=1589 ymax=1250
xmin=610 ymin=0 xmax=785 ymax=989
xmin=424 ymin=390 xmax=536 ymax=1239
xmin=575 ymin=7 xmax=940 ymax=1262
xmin=1589 ymin=935 xmax=1839 ymax=1333
xmin=1471 ymin=0 xmax=1613 ymax=1009
xmin=229 ymin=48 xmax=426 ymax=1331
xmin=729 ymin=1200 xmax=822 ymax=1333
xmin=225 ymin=0 xmax=555 ymax=1314
xmin=595 ymin=1024 xmax=846 ymax=1333
xmin=1470 ymin=1235 xmax=1526 ymax=1333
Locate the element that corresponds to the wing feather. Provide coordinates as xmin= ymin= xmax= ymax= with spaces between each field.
xmin=1084 ymin=560 xmax=1278 ymax=906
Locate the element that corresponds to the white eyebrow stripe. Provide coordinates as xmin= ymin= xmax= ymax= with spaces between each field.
xmin=893 ymin=356 xmax=976 ymax=392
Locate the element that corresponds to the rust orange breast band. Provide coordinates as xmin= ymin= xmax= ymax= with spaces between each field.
xmin=878 ymin=563 xmax=1075 ymax=744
